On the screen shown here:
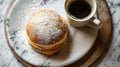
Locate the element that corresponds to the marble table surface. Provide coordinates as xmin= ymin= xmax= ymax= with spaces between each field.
xmin=0 ymin=0 xmax=120 ymax=67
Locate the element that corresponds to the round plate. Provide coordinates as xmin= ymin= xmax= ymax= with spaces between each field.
xmin=5 ymin=0 xmax=98 ymax=66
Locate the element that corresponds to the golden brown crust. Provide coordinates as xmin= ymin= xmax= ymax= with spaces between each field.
xmin=26 ymin=9 xmax=68 ymax=56
xmin=29 ymin=39 xmax=66 ymax=56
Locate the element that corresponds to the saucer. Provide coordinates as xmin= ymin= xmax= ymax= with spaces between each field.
xmin=5 ymin=0 xmax=98 ymax=66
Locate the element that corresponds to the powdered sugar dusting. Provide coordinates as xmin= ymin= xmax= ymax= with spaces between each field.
xmin=19 ymin=0 xmax=58 ymax=26
xmin=29 ymin=10 xmax=65 ymax=44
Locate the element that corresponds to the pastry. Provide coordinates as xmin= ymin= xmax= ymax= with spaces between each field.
xmin=26 ymin=9 xmax=68 ymax=56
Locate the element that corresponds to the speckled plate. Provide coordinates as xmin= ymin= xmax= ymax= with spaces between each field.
xmin=5 ymin=0 xmax=98 ymax=66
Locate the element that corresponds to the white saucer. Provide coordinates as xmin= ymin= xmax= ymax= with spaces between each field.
xmin=5 ymin=0 xmax=98 ymax=66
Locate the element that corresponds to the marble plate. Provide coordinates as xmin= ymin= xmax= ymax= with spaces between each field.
xmin=5 ymin=0 xmax=98 ymax=66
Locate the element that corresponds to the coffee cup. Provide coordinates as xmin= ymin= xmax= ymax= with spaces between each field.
xmin=65 ymin=0 xmax=101 ymax=29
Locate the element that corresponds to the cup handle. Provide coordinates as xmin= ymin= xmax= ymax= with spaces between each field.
xmin=87 ymin=17 xmax=102 ymax=29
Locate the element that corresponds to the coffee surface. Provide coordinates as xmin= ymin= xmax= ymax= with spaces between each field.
xmin=68 ymin=0 xmax=91 ymax=19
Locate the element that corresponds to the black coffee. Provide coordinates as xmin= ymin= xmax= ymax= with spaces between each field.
xmin=68 ymin=0 xmax=91 ymax=19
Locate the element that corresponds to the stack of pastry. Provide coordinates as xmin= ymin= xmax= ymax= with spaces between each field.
xmin=26 ymin=9 xmax=68 ymax=56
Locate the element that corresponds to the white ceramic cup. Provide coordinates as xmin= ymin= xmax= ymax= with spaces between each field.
xmin=65 ymin=0 xmax=101 ymax=29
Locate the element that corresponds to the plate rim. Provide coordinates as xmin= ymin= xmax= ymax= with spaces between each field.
xmin=4 ymin=0 xmax=99 ymax=66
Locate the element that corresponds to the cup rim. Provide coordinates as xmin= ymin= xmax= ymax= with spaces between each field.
xmin=65 ymin=0 xmax=97 ymax=22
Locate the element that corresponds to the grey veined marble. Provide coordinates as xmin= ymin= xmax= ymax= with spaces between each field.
xmin=0 ymin=0 xmax=120 ymax=67
xmin=98 ymin=0 xmax=120 ymax=67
